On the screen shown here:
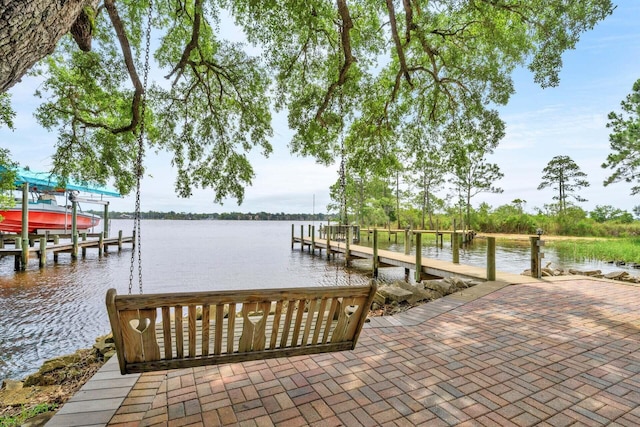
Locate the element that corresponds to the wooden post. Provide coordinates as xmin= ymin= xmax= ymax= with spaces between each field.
xmin=311 ymin=226 xmax=315 ymax=254
xmin=530 ymin=236 xmax=539 ymax=278
xmin=452 ymin=231 xmax=459 ymax=264
xmin=404 ymin=228 xmax=411 ymax=282
xmin=486 ymin=237 xmax=496 ymax=281
xmin=300 ymin=225 xmax=304 ymax=252
xmin=81 ymin=232 xmax=87 ymax=257
xmin=414 ymin=232 xmax=422 ymax=283
xmin=103 ymin=203 xmax=109 ymax=238
xmin=14 ymin=237 xmax=21 ymax=271
xmin=372 ymin=228 xmax=379 ymax=278
xmin=291 ymin=224 xmax=294 ymax=250
xmin=404 ymin=228 xmax=410 ymax=255
xmin=72 ymin=232 xmax=78 ymax=260
xmin=98 ymin=233 xmax=104 ymax=257
xmin=71 ymin=200 xmax=78 ymax=240
xmin=39 ymin=237 xmax=46 ymax=268
xmin=326 ymin=228 xmax=331 ymax=260
xmin=21 ymin=238 xmax=29 ymax=270
xmin=53 ymin=235 xmax=59 ymax=262
xmin=21 ymin=182 xmax=28 ymax=269
xmin=118 ymin=230 xmax=123 ymax=251
xmin=452 ymin=220 xmax=459 ymax=264
xmin=345 ymin=227 xmax=351 ymax=266
xmin=71 ymin=201 xmax=78 ymax=259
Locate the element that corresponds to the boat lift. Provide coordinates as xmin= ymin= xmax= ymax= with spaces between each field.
xmin=2 ymin=168 xmax=121 ymax=268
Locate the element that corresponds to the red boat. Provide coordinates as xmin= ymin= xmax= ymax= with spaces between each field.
xmin=0 ymin=194 xmax=100 ymax=233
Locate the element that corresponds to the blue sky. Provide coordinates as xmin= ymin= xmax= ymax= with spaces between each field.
xmin=2 ymin=1 xmax=639 ymax=215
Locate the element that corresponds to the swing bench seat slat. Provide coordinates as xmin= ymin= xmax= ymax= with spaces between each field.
xmin=106 ymin=283 xmax=377 ymax=375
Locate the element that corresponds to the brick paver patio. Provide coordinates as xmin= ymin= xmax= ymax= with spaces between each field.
xmin=48 ymin=278 xmax=640 ymax=426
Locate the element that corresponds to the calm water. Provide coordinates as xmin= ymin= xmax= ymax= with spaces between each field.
xmin=0 ymin=220 xmax=633 ymax=382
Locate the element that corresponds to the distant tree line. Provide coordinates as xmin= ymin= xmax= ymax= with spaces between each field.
xmin=101 ymin=211 xmax=328 ymax=221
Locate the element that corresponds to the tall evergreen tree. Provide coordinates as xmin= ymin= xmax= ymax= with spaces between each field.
xmin=538 ymin=155 xmax=590 ymax=213
xmin=602 ymin=78 xmax=640 ymax=194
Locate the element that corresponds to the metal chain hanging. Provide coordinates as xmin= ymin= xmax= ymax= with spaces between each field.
xmin=339 ymin=137 xmax=346 ymax=226
xmin=128 ymin=0 xmax=154 ymax=295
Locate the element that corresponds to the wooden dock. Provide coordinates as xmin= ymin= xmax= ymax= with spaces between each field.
xmin=0 ymin=230 xmax=134 ymax=270
xmin=362 ymin=227 xmax=476 ymax=245
xmin=292 ymin=225 xmax=529 ymax=285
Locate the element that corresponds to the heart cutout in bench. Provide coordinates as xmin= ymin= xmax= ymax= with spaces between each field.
xmin=129 ymin=317 xmax=151 ymax=334
xmin=344 ymin=305 xmax=357 ymax=318
xmin=247 ymin=310 xmax=264 ymax=325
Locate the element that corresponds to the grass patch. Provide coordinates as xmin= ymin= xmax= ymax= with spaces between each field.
xmin=546 ymin=237 xmax=640 ymax=264
xmin=0 ymin=403 xmax=58 ymax=427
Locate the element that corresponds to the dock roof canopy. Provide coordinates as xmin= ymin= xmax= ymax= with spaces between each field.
xmin=8 ymin=168 xmax=121 ymax=197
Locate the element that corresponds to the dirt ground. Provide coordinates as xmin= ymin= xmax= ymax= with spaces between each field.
xmin=0 ymin=348 xmax=105 ymax=424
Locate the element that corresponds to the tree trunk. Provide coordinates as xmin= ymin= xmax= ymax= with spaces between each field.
xmin=421 ymin=174 xmax=426 ymax=230
xmin=396 ymin=170 xmax=400 ymax=229
xmin=0 ymin=0 xmax=99 ymax=92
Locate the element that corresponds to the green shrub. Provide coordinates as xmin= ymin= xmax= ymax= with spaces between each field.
xmin=0 ymin=403 xmax=58 ymax=427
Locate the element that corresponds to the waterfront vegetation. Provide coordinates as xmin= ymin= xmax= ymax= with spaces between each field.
xmin=102 ymin=199 xmax=640 ymax=265
xmin=0 ymin=403 xmax=57 ymax=427
xmin=545 ymin=238 xmax=640 ymax=265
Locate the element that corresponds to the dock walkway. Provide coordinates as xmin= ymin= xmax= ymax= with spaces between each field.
xmin=293 ymin=235 xmax=530 ymax=284
xmin=0 ymin=232 xmax=134 ymax=270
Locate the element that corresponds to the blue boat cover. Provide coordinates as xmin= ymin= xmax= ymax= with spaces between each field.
xmin=2 ymin=167 xmax=121 ymax=197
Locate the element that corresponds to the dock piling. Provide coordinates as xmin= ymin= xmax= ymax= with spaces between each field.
xmin=53 ymin=235 xmax=59 ymax=262
xmin=346 ymin=227 xmax=351 ymax=266
xmin=404 ymin=228 xmax=411 ymax=281
xmin=81 ymin=232 xmax=87 ymax=257
xmin=372 ymin=229 xmax=379 ymax=278
xmin=14 ymin=237 xmax=21 ymax=271
xmin=487 ymin=237 xmax=496 ymax=281
xmin=414 ymin=232 xmax=422 ymax=282
xmin=452 ymin=220 xmax=459 ymax=264
xmin=39 ymin=237 xmax=46 ymax=268
xmin=72 ymin=232 xmax=78 ymax=260
xmin=530 ymin=236 xmax=543 ymax=278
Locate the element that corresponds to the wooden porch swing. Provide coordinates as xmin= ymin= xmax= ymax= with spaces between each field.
xmin=106 ymin=284 xmax=377 ymax=374
xmin=104 ymin=0 xmax=376 ymax=376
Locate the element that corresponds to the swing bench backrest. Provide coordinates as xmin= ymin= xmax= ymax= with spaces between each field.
xmin=106 ymin=283 xmax=377 ymax=374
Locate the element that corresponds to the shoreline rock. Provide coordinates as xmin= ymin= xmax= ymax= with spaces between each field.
xmin=371 ymin=276 xmax=479 ymax=315
xmin=0 ymin=334 xmax=113 ymax=424
xmin=521 ymin=262 xmax=640 ymax=283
